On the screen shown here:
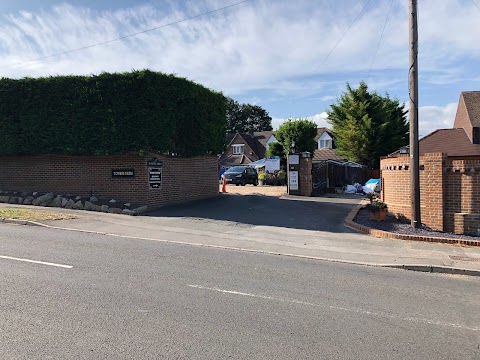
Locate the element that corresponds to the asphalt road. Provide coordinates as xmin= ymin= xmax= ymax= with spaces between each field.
xmin=1 ymin=224 xmax=479 ymax=359
xmin=147 ymin=194 xmax=360 ymax=232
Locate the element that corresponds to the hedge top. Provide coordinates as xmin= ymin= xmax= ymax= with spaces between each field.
xmin=0 ymin=70 xmax=227 ymax=157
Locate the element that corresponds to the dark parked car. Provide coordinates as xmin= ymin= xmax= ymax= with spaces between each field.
xmin=222 ymin=166 xmax=258 ymax=186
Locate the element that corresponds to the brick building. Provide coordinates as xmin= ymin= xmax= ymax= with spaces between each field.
xmin=219 ymin=130 xmax=277 ymax=168
xmin=381 ymin=91 xmax=480 ymax=235
xmin=0 ymin=153 xmax=218 ymax=210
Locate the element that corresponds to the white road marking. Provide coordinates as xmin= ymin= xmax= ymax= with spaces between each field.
xmin=188 ymin=284 xmax=480 ymax=332
xmin=0 ymin=255 xmax=73 ymax=269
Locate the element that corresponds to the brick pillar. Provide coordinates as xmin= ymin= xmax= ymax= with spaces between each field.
xmin=420 ymin=153 xmax=445 ymax=231
xmin=299 ymin=156 xmax=312 ymax=196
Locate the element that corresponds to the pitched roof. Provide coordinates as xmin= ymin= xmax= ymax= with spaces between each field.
xmin=312 ymin=149 xmax=345 ymax=162
xmin=220 ymin=154 xmax=253 ymax=167
xmin=314 ymin=127 xmax=332 ymax=142
xmin=225 ymin=131 xmax=276 ymax=161
xmin=252 ymin=131 xmax=276 ymax=148
xmin=419 ymin=128 xmax=480 ymax=157
xmin=462 ymin=91 xmax=480 ymax=128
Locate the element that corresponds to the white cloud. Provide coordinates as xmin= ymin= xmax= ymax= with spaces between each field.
xmin=0 ymin=0 xmax=477 ymax=127
xmin=418 ymin=103 xmax=458 ymax=137
xmin=0 ymin=0 xmax=478 ymax=96
xmin=271 ymin=104 xmax=458 ymax=137
xmin=272 ymin=112 xmax=330 ymax=130
xmin=320 ymin=95 xmax=336 ymax=102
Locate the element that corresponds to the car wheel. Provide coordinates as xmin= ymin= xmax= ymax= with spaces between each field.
xmin=253 ymin=179 xmax=258 ymax=186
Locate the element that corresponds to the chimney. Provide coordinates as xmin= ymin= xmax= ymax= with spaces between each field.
xmin=248 ymin=127 xmax=255 ymax=138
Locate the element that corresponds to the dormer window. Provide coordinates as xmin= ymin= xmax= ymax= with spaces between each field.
xmin=232 ymin=144 xmax=244 ymax=155
xmin=318 ymin=132 xmax=333 ymax=149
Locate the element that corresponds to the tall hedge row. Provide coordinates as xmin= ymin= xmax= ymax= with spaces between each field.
xmin=0 ymin=70 xmax=226 ymax=156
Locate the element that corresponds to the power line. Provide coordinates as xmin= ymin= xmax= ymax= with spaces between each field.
xmin=302 ymin=0 xmax=372 ymax=88
xmin=2 ymin=0 xmax=251 ymax=70
xmin=367 ymin=0 xmax=394 ymax=81
xmin=470 ymin=0 xmax=480 ymax=10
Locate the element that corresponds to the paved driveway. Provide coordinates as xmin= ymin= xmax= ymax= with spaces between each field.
xmin=148 ymin=194 xmax=361 ymax=233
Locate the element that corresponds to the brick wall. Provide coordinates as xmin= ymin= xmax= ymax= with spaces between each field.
xmin=0 ymin=153 xmax=218 ymax=209
xmin=444 ymin=158 xmax=480 ymax=233
xmin=381 ymin=153 xmax=480 ymax=234
xmin=380 ymin=153 xmax=445 ymax=231
xmin=381 ymin=155 xmax=413 ymax=221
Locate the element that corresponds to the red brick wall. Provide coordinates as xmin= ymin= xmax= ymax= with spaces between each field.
xmin=0 ymin=153 xmax=218 ymax=209
xmin=381 ymin=155 xmax=413 ymax=221
xmin=381 ymin=153 xmax=480 ymax=234
xmin=444 ymin=158 xmax=480 ymax=233
xmin=380 ymin=153 xmax=445 ymax=231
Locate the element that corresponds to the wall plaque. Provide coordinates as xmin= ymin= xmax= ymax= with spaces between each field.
xmin=112 ymin=168 xmax=135 ymax=178
xmin=289 ymin=171 xmax=299 ymax=191
xmin=148 ymin=167 xmax=162 ymax=189
xmin=289 ymin=154 xmax=299 ymax=165
xmin=147 ymin=160 xmax=163 ymax=167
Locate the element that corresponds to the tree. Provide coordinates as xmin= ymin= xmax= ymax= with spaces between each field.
xmin=226 ymin=98 xmax=273 ymax=133
xmin=266 ymin=141 xmax=286 ymax=166
xmin=275 ymin=118 xmax=318 ymax=155
xmin=327 ymin=82 xmax=408 ymax=168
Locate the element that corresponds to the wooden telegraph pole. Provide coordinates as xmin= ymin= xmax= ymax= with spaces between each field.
xmin=409 ymin=0 xmax=421 ymax=228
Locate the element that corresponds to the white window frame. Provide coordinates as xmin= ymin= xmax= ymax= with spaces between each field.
xmin=318 ymin=133 xmax=332 ymax=149
xmin=232 ymin=144 xmax=245 ymax=155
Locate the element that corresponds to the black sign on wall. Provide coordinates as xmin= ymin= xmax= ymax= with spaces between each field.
xmin=147 ymin=160 xmax=163 ymax=167
xmin=112 ymin=168 xmax=135 ymax=178
xmin=149 ymin=167 xmax=162 ymax=188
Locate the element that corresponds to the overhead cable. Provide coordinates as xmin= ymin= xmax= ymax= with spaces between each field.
xmin=2 ymin=0 xmax=251 ymax=70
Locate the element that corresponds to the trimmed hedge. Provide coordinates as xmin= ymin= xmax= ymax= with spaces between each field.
xmin=0 ymin=70 xmax=226 ymax=156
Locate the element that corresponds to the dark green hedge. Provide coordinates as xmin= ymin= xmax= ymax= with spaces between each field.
xmin=0 ymin=70 xmax=226 ymax=156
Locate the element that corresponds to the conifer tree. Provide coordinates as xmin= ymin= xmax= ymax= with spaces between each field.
xmin=327 ymin=82 xmax=408 ymax=168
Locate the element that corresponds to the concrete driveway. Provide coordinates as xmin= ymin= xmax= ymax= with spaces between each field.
xmin=148 ymin=193 xmax=361 ymax=233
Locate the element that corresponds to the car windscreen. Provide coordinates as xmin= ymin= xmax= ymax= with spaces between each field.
xmin=225 ymin=166 xmax=246 ymax=173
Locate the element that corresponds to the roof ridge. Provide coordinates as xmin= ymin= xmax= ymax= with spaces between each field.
xmin=419 ymin=128 xmax=463 ymax=142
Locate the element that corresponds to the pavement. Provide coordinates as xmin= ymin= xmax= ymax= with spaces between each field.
xmin=1 ymin=193 xmax=480 ymax=275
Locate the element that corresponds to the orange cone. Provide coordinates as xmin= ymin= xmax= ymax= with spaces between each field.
xmin=222 ymin=176 xmax=227 ymax=193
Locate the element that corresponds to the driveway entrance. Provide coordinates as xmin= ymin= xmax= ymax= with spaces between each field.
xmin=149 ymin=192 xmax=361 ymax=233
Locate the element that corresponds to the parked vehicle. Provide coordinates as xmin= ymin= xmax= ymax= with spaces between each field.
xmin=222 ymin=166 xmax=258 ymax=186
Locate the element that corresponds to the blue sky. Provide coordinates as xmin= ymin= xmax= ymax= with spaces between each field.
xmin=1 ymin=0 xmax=479 ymax=136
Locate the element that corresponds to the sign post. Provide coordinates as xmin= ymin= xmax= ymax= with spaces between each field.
xmin=288 ymin=154 xmax=300 ymax=195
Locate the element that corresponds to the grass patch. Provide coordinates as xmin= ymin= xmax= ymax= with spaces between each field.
xmin=0 ymin=209 xmax=76 ymax=221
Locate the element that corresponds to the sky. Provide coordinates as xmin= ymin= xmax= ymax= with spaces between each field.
xmin=0 ymin=0 xmax=479 ymax=137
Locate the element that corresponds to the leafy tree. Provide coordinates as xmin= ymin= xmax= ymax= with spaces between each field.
xmin=226 ymin=98 xmax=273 ymax=133
xmin=275 ymin=118 xmax=318 ymax=154
xmin=266 ymin=141 xmax=286 ymax=166
xmin=327 ymin=82 xmax=408 ymax=168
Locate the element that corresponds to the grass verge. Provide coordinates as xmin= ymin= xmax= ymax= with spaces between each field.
xmin=0 ymin=209 xmax=76 ymax=221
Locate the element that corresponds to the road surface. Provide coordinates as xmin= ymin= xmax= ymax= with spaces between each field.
xmin=1 ymin=224 xmax=479 ymax=359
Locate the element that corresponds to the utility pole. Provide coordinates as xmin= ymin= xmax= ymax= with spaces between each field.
xmin=409 ymin=0 xmax=421 ymax=228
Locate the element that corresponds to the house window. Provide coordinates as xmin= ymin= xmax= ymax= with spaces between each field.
xmin=232 ymin=144 xmax=244 ymax=155
xmin=319 ymin=139 xmax=332 ymax=149
xmin=318 ymin=132 xmax=332 ymax=149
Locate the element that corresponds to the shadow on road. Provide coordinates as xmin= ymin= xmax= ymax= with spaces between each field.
xmin=146 ymin=194 xmax=359 ymax=233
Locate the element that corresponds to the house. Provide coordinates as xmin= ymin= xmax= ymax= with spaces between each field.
xmin=219 ymin=130 xmax=277 ymax=168
xmin=381 ymin=91 xmax=480 ymax=235
xmin=312 ymin=127 xmax=345 ymax=162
